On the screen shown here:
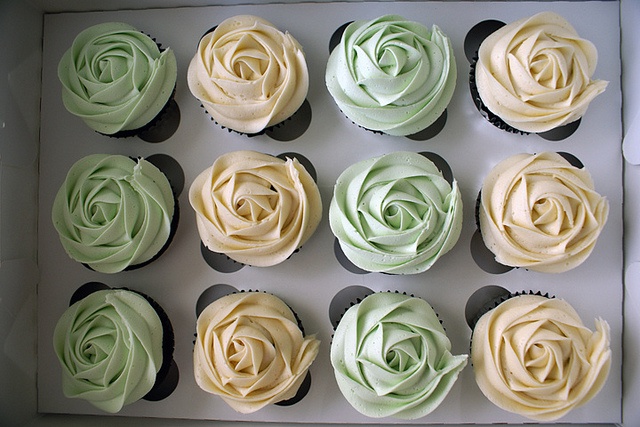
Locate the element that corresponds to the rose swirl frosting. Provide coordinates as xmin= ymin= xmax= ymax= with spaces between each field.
xmin=331 ymin=292 xmax=468 ymax=419
xmin=325 ymin=15 xmax=456 ymax=136
xmin=475 ymin=11 xmax=608 ymax=133
xmin=478 ymin=151 xmax=609 ymax=273
xmin=189 ymin=150 xmax=322 ymax=267
xmin=52 ymin=154 xmax=175 ymax=274
xmin=187 ymin=15 xmax=309 ymax=134
xmin=58 ymin=22 xmax=177 ymax=135
xmin=329 ymin=151 xmax=462 ymax=274
xmin=193 ymin=292 xmax=320 ymax=413
xmin=52 ymin=289 xmax=164 ymax=413
xmin=471 ymin=294 xmax=611 ymax=421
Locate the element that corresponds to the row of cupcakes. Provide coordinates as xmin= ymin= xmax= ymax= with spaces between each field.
xmin=51 ymin=149 xmax=609 ymax=275
xmin=57 ymin=12 xmax=607 ymax=141
xmin=53 ymin=281 xmax=612 ymax=422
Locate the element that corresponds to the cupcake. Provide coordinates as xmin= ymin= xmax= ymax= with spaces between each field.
xmin=187 ymin=15 xmax=309 ymax=135
xmin=325 ymin=15 xmax=456 ymax=137
xmin=189 ymin=150 xmax=322 ymax=267
xmin=52 ymin=154 xmax=178 ymax=273
xmin=58 ymin=22 xmax=178 ymax=139
xmin=330 ymin=291 xmax=468 ymax=419
xmin=53 ymin=284 xmax=176 ymax=413
xmin=193 ymin=291 xmax=320 ymax=413
xmin=470 ymin=291 xmax=611 ymax=421
xmin=471 ymin=11 xmax=607 ymax=135
xmin=329 ymin=151 xmax=462 ymax=274
xmin=478 ymin=151 xmax=609 ymax=273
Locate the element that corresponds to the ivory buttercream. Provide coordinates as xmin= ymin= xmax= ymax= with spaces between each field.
xmin=193 ymin=292 xmax=320 ymax=413
xmin=189 ymin=150 xmax=322 ymax=266
xmin=471 ymin=294 xmax=611 ymax=421
xmin=187 ymin=15 xmax=309 ymax=134
xmin=475 ymin=12 xmax=607 ymax=133
xmin=478 ymin=151 xmax=608 ymax=273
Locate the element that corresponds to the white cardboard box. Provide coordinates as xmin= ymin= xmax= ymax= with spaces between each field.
xmin=1 ymin=1 xmax=637 ymax=426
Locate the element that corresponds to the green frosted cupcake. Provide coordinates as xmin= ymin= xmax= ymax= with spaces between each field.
xmin=52 ymin=154 xmax=177 ymax=273
xmin=331 ymin=291 xmax=468 ymax=419
xmin=326 ymin=15 xmax=456 ymax=136
xmin=58 ymin=22 xmax=178 ymax=138
xmin=329 ymin=151 xmax=462 ymax=274
xmin=53 ymin=287 xmax=175 ymax=413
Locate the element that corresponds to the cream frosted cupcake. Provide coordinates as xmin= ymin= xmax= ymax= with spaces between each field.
xmin=194 ymin=291 xmax=320 ymax=413
xmin=331 ymin=291 xmax=468 ymax=419
xmin=329 ymin=151 xmax=462 ymax=274
xmin=189 ymin=150 xmax=322 ymax=267
xmin=187 ymin=15 xmax=309 ymax=136
xmin=52 ymin=154 xmax=178 ymax=273
xmin=478 ymin=151 xmax=608 ymax=273
xmin=470 ymin=291 xmax=611 ymax=421
xmin=58 ymin=22 xmax=178 ymax=140
xmin=471 ymin=11 xmax=607 ymax=135
xmin=53 ymin=285 xmax=176 ymax=413
xmin=326 ymin=15 xmax=456 ymax=137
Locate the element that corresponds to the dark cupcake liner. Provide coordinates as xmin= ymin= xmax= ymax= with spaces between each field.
xmin=69 ymin=282 xmax=179 ymax=402
xmin=199 ymin=98 xmax=311 ymax=141
xmin=469 ymin=55 xmax=527 ymax=135
xmin=465 ymin=285 xmax=554 ymax=331
xmin=329 ymin=287 xmax=444 ymax=334
xmin=194 ymin=285 xmax=312 ymax=407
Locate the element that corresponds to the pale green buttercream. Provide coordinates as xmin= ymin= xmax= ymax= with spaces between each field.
xmin=329 ymin=151 xmax=462 ymax=274
xmin=325 ymin=15 xmax=456 ymax=136
xmin=53 ymin=289 xmax=163 ymax=413
xmin=331 ymin=292 xmax=468 ymax=419
xmin=52 ymin=154 xmax=175 ymax=273
xmin=58 ymin=22 xmax=177 ymax=134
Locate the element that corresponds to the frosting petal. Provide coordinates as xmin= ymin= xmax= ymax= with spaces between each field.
xmin=331 ymin=292 xmax=468 ymax=419
xmin=471 ymin=294 xmax=611 ymax=421
xmin=326 ymin=15 xmax=456 ymax=136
